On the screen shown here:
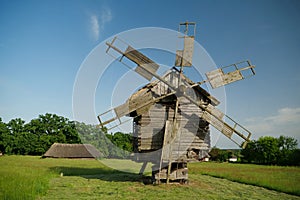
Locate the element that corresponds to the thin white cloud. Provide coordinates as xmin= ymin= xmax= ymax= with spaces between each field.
xmin=90 ymin=15 xmax=99 ymax=41
xmin=244 ymin=107 xmax=300 ymax=143
xmin=90 ymin=7 xmax=112 ymax=41
xmin=266 ymin=107 xmax=300 ymax=124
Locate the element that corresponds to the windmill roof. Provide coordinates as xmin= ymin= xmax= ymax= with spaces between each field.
xmin=131 ymin=69 xmax=220 ymax=106
xmin=43 ymin=143 xmax=102 ymax=159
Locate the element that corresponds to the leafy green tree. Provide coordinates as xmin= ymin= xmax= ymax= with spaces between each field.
xmin=25 ymin=118 xmax=48 ymax=154
xmin=277 ymin=136 xmax=298 ymax=165
xmin=0 ymin=118 xmax=10 ymax=153
xmin=78 ymin=123 xmax=134 ymax=159
xmin=0 ymin=114 xmax=81 ymax=155
xmin=110 ymin=132 xmax=133 ymax=152
xmin=241 ymin=136 xmax=299 ymax=166
xmin=7 ymin=118 xmax=25 ymax=133
xmin=6 ymin=118 xmax=28 ymax=154
xmin=76 ymin=122 xmax=114 ymax=158
xmin=35 ymin=113 xmax=80 ymax=144
xmin=240 ymin=140 xmax=257 ymax=163
xmin=106 ymin=132 xmax=133 ymax=158
xmin=209 ymin=147 xmax=220 ymax=161
xmin=289 ymin=149 xmax=300 ymax=166
xmin=28 ymin=113 xmax=81 ymax=154
xmin=209 ymin=147 xmax=229 ymax=162
xmin=257 ymin=136 xmax=279 ymax=164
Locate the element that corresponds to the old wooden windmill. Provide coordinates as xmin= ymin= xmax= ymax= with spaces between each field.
xmin=97 ymin=22 xmax=255 ymax=184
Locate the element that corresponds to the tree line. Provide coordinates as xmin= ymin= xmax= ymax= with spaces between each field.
xmin=1 ymin=113 xmax=299 ymax=165
xmin=209 ymin=148 xmax=240 ymax=162
xmin=0 ymin=113 xmax=133 ymax=158
xmin=209 ymin=136 xmax=299 ymax=166
xmin=241 ymin=136 xmax=299 ymax=166
xmin=0 ymin=114 xmax=80 ymax=155
xmin=76 ymin=122 xmax=133 ymax=158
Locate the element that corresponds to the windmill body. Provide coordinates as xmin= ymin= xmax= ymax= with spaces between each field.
xmin=130 ymin=70 xmax=215 ymax=183
xmin=97 ymin=22 xmax=255 ymax=184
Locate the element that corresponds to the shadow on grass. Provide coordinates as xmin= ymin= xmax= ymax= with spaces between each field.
xmin=49 ymin=167 xmax=152 ymax=183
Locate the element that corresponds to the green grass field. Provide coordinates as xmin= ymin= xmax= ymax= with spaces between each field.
xmin=0 ymin=156 xmax=299 ymax=200
xmin=189 ymin=162 xmax=300 ymax=196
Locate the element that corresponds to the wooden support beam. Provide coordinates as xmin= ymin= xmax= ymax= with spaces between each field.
xmin=139 ymin=162 xmax=148 ymax=175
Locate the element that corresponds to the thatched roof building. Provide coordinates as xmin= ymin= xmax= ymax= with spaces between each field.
xmin=43 ymin=143 xmax=101 ymax=159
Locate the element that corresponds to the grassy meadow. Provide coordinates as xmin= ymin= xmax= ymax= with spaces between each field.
xmin=0 ymin=156 xmax=299 ymax=200
xmin=189 ymin=162 xmax=300 ymax=196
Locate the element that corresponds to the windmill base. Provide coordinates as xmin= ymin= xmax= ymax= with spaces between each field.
xmin=152 ymin=162 xmax=188 ymax=184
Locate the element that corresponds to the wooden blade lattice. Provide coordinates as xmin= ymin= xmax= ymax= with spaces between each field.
xmin=99 ymin=37 xmax=253 ymax=148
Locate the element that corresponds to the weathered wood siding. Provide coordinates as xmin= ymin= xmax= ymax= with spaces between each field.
xmin=132 ymin=71 xmax=211 ymax=162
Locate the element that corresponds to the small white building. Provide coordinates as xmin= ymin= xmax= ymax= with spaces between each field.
xmin=229 ymin=157 xmax=238 ymax=162
xmin=203 ymin=157 xmax=210 ymax=162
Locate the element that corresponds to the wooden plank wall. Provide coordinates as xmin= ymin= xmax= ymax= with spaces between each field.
xmin=133 ymin=71 xmax=211 ymax=162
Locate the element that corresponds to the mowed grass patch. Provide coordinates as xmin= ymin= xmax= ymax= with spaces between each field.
xmin=42 ymin=158 xmax=299 ymax=200
xmin=1 ymin=156 xmax=300 ymax=200
xmin=42 ymin=169 xmax=300 ymax=200
xmin=189 ymin=162 xmax=300 ymax=196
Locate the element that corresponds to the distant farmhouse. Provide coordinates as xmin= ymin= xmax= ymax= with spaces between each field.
xmin=43 ymin=143 xmax=102 ymax=159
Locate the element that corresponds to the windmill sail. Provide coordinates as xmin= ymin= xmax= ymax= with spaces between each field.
xmin=175 ymin=36 xmax=194 ymax=67
xmin=206 ymin=60 xmax=255 ymax=89
xmin=97 ymin=91 xmax=176 ymax=130
xmin=125 ymin=46 xmax=160 ymax=81
xmin=175 ymin=22 xmax=196 ymax=67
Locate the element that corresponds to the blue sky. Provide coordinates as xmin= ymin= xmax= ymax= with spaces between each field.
xmin=1 ymin=0 xmax=300 ymax=148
